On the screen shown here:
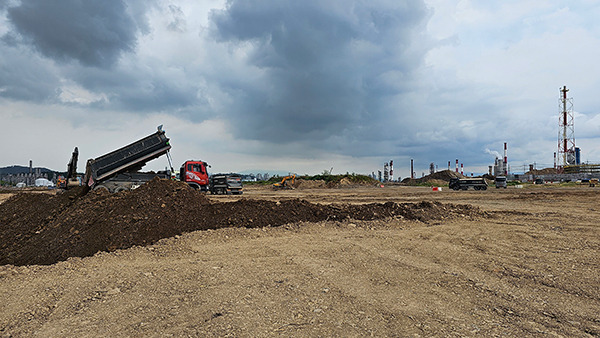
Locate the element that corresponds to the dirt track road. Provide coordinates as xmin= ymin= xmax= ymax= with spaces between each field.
xmin=1 ymin=185 xmax=599 ymax=336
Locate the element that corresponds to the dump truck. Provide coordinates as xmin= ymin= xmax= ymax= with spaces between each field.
xmin=83 ymin=126 xmax=173 ymax=193
xmin=495 ymin=176 xmax=507 ymax=189
xmin=68 ymin=126 xmax=219 ymax=193
xmin=449 ymin=178 xmax=488 ymax=191
xmin=209 ymin=173 xmax=243 ymax=195
xmin=179 ymin=160 xmax=211 ymax=191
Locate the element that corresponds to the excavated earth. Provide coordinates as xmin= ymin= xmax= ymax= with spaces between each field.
xmin=0 ymin=178 xmax=480 ymax=266
xmin=1 ymin=180 xmax=599 ymax=337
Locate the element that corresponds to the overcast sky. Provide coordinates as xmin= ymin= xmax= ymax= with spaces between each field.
xmin=1 ymin=0 xmax=600 ymax=178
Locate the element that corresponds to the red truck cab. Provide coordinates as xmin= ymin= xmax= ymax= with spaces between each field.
xmin=180 ymin=160 xmax=210 ymax=191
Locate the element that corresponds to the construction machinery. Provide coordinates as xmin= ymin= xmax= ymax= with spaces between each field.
xmin=180 ymin=164 xmax=243 ymax=194
xmin=66 ymin=147 xmax=81 ymax=187
xmin=449 ymin=178 xmax=488 ymax=191
xmin=494 ymin=176 xmax=507 ymax=189
xmin=82 ymin=126 xmax=174 ymax=192
xmin=56 ymin=176 xmax=66 ymax=188
xmin=273 ymin=174 xmax=296 ymax=189
xmin=65 ymin=126 xmax=240 ymax=193
xmin=210 ymin=173 xmax=243 ymax=195
xmin=180 ymin=160 xmax=211 ymax=191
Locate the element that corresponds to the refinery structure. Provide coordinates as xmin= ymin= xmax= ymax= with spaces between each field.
xmin=504 ymin=86 xmax=600 ymax=182
xmin=384 ymin=85 xmax=600 ymax=183
xmin=556 ymin=86 xmax=578 ymax=169
xmin=495 ymin=86 xmax=600 ymax=182
xmin=556 ymin=86 xmax=600 ymax=174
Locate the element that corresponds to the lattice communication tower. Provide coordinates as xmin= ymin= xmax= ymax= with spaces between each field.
xmin=557 ymin=86 xmax=575 ymax=170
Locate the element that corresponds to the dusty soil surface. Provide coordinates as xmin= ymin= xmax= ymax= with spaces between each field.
xmin=1 ymin=182 xmax=599 ymax=336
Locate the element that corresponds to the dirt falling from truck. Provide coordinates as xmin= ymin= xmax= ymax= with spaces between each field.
xmin=0 ymin=178 xmax=483 ymax=266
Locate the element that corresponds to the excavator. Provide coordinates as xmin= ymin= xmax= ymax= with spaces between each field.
xmin=65 ymin=147 xmax=81 ymax=188
xmin=273 ymin=174 xmax=296 ymax=189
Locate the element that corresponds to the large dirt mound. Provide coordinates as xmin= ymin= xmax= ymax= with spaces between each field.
xmin=293 ymin=179 xmax=326 ymax=189
xmin=293 ymin=176 xmax=380 ymax=189
xmin=0 ymin=178 xmax=482 ymax=266
xmin=402 ymin=170 xmax=465 ymax=186
xmin=525 ymin=168 xmax=558 ymax=175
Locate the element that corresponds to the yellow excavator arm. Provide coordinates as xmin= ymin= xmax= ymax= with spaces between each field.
xmin=273 ymin=174 xmax=296 ymax=189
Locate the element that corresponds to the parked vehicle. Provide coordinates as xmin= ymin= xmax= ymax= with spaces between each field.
xmin=495 ymin=176 xmax=507 ymax=189
xmin=210 ymin=173 xmax=243 ymax=195
xmin=180 ymin=160 xmax=210 ymax=191
xmin=66 ymin=126 xmax=241 ymax=194
xmin=449 ymin=178 xmax=488 ymax=191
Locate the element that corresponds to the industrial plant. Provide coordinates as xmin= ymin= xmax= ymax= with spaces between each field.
xmin=384 ymin=85 xmax=600 ymax=184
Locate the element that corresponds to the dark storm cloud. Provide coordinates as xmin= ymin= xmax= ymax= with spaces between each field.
xmin=1 ymin=0 xmax=185 ymax=111
xmin=0 ymin=46 xmax=59 ymax=102
xmin=210 ymin=0 xmax=432 ymax=154
xmin=5 ymin=0 xmax=143 ymax=68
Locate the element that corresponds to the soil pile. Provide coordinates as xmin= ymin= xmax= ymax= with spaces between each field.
xmin=294 ymin=177 xmax=378 ymax=189
xmin=293 ymin=179 xmax=326 ymax=189
xmin=0 ymin=178 xmax=482 ymax=266
xmin=525 ymin=168 xmax=558 ymax=175
xmin=402 ymin=170 xmax=465 ymax=186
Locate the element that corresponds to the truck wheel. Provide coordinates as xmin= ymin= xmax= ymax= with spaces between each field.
xmin=94 ymin=185 xmax=110 ymax=193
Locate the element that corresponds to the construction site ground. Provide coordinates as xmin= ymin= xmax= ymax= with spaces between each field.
xmin=1 ymin=183 xmax=599 ymax=337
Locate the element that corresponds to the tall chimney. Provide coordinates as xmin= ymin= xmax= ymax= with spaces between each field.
xmin=410 ymin=159 xmax=414 ymax=179
xmin=503 ymin=142 xmax=508 ymax=175
xmin=455 ymin=159 xmax=459 ymax=173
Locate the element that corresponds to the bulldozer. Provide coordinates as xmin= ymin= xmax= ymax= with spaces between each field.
xmin=273 ymin=174 xmax=296 ymax=189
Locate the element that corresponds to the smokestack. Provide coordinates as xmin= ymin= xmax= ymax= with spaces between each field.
xmin=383 ymin=162 xmax=389 ymax=182
xmin=554 ymin=152 xmax=557 ymax=169
xmin=448 ymin=161 xmax=451 ymax=171
xmin=460 ymin=163 xmax=464 ymax=175
xmin=455 ymin=159 xmax=459 ymax=173
xmin=503 ymin=142 xmax=508 ymax=175
xmin=410 ymin=159 xmax=414 ymax=179
xmin=488 ymin=166 xmax=493 ymax=176
xmin=29 ymin=160 xmax=32 ymax=174
xmin=389 ymin=160 xmax=393 ymax=182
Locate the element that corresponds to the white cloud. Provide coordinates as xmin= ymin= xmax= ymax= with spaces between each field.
xmin=2 ymin=0 xmax=600 ymax=179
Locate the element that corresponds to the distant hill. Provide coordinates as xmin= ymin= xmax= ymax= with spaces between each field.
xmin=0 ymin=165 xmax=57 ymax=175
